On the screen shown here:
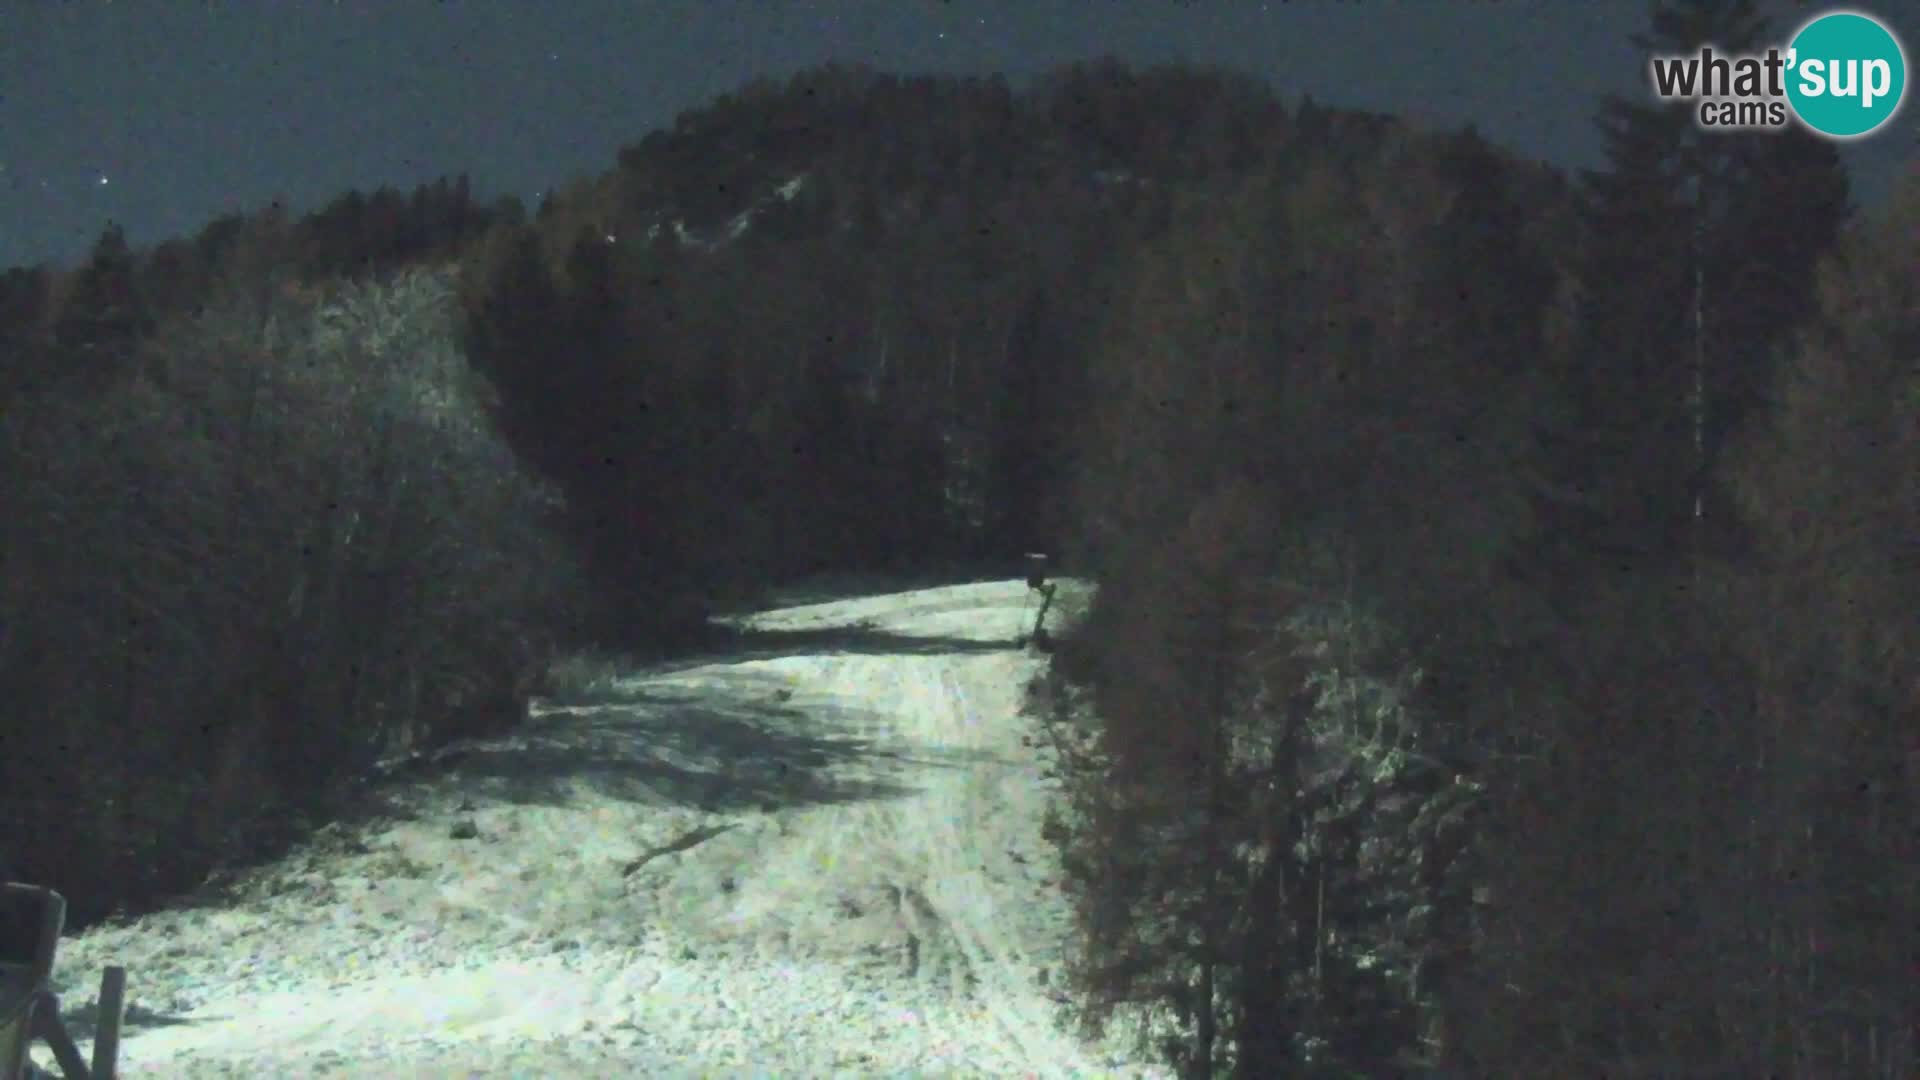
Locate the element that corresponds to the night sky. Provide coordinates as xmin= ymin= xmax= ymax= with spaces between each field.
xmin=2 ymin=1 xmax=1913 ymax=271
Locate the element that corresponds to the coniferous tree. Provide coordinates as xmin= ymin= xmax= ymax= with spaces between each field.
xmin=1468 ymin=6 xmax=1856 ymax=1072
xmin=461 ymin=223 xmax=570 ymax=483
xmin=1721 ymin=175 xmax=1920 ymax=1076
xmin=52 ymin=223 xmax=153 ymax=383
xmin=1694 ymin=123 xmax=1850 ymax=560
xmin=1568 ymin=0 xmax=1848 ymax=575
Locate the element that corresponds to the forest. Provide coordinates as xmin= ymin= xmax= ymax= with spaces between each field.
xmin=0 ymin=1 xmax=1912 ymax=1075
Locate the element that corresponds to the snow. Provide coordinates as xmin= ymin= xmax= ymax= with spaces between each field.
xmin=646 ymin=172 xmax=811 ymax=253
xmin=33 ymin=578 xmax=1166 ymax=1077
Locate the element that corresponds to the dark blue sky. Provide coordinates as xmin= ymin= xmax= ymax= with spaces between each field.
xmin=2 ymin=1 xmax=1913 ymax=270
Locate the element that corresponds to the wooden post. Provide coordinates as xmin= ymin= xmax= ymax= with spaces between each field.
xmin=1024 ymin=552 xmax=1049 ymax=592
xmin=33 ymin=992 xmax=89 ymax=1079
xmin=0 ymin=887 xmax=124 ymax=1080
xmin=1 ymin=990 xmax=34 ymax=1080
xmin=0 ymin=883 xmax=64 ymax=1080
xmin=90 ymin=967 xmax=125 ymax=1080
xmin=1024 ymin=554 xmax=1056 ymax=648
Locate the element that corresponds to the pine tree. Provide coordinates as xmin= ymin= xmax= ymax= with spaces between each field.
xmin=52 ymin=223 xmax=153 ymax=381
xmin=1483 ymin=5 xmax=1858 ymax=1070
xmin=1724 ymin=175 xmax=1920 ymax=1076
xmin=1571 ymin=0 xmax=1848 ymax=575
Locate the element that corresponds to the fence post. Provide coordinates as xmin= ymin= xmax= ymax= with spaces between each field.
xmin=90 ymin=966 xmax=125 ymax=1080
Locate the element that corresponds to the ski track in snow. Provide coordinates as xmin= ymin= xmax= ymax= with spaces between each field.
xmin=32 ymin=579 xmax=1167 ymax=1077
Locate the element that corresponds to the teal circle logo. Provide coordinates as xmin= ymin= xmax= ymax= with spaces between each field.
xmin=1786 ymin=11 xmax=1907 ymax=138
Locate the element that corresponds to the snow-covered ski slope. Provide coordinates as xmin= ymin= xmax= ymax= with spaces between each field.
xmin=36 ymin=578 xmax=1168 ymax=1077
